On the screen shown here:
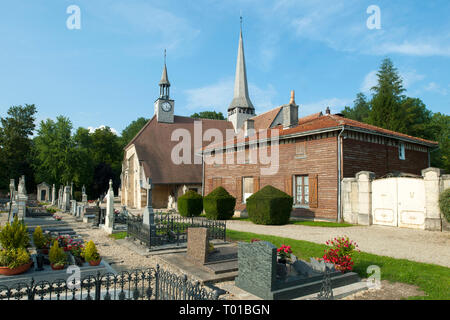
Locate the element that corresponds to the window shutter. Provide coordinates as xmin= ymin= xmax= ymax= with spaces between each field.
xmin=309 ymin=174 xmax=318 ymax=208
xmin=254 ymin=176 xmax=260 ymax=192
xmin=284 ymin=176 xmax=292 ymax=196
xmin=236 ymin=177 xmax=242 ymax=203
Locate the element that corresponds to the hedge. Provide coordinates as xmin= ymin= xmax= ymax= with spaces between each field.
xmin=439 ymin=188 xmax=450 ymax=223
xmin=178 ymin=190 xmax=203 ymax=217
xmin=204 ymin=186 xmax=236 ymax=220
xmin=246 ymin=185 xmax=293 ymax=225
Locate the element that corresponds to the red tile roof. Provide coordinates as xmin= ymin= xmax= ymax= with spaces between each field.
xmin=202 ymin=112 xmax=437 ymax=151
xmin=250 ymin=106 xmax=283 ymax=130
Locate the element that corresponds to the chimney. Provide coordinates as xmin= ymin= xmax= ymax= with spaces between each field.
xmin=282 ymin=90 xmax=299 ymax=129
xmin=325 ymin=106 xmax=331 ymax=115
xmin=244 ymin=119 xmax=255 ymax=137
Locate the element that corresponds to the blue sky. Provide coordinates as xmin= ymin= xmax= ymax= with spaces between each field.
xmin=0 ymin=0 xmax=449 ymax=135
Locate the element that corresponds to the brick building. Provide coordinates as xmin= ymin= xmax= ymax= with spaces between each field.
xmin=201 ymin=107 xmax=438 ymax=221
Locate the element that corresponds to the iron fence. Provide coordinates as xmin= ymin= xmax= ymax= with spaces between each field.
xmin=0 ymin=265 xmax=220 ymax=300
xmin=126 ymin=213 xmax=226 ymax=249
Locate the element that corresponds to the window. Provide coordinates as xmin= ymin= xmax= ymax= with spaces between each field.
xmin=398 ymin=142 xmax=405 ymax=160
xmin=242 ymin=177 xmax=254 ymax=203
xmin=294 ymin=175 xmax=309 ymax=206
xmin=295 ymin=141 xmax=306 ymax=158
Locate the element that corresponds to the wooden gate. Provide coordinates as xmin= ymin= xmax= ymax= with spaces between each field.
xmin=372 ymin=177 xmax=426 ymax=229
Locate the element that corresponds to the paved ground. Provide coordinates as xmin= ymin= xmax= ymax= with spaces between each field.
xmin=226 ymin=220 xmax=450 ymax=268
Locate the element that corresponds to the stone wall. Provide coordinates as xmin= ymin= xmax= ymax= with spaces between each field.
xmin=342 ymin=167 xmax=449 ymax=231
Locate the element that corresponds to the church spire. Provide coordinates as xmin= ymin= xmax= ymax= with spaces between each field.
xmin=228 ymin=17 xmax=254 ymax=112
xmin=159 ymin=49 xmax=170 ymax=99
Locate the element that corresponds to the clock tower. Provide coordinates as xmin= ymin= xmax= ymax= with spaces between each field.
xmin=154 ymin=52 xmax=174 ymax=123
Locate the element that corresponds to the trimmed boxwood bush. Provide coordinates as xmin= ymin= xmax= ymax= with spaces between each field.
xmin=178 ymin=190 xmax=203 ymax=217
xmin=439 ymin=188 xmax=450 ymax=223
xmin=204 ymin=187 xmax=236 ymax=220
xmin=246 ymin=185 xmax=293 ymax=225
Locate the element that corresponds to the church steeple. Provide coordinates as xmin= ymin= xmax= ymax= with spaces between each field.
xmin=154 ymin=50 xmax=174 ymax=123
xmin=228 ymin=17 xmax=255 ymax=132
xmin=159 ymin=50 xmax=170 ymax=99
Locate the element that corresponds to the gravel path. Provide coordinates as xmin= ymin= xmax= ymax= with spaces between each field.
xmin=226 ymin=220 xmax=450 ymax=268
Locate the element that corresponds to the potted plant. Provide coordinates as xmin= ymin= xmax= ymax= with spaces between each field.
xmin=82 ymin=240 xmax=101 ymax=266
xmin=49 ymin=240 xmax=67 ymax=270
xmin=0 ymin=248 xmax=32 ymax=276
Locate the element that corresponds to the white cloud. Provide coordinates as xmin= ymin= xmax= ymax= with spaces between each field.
xmin=88 ymin=125 xmax=118 ymax=136
xmin=361 ymin=70 xmax=378 ymax=94
xmin=424 ymin=82 xmax=448 ymax=95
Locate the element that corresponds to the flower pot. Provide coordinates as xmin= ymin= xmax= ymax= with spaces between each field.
xmin=0 ymin=261 xmax=32 ymax=276
xmin=51 ymin=263 xmax=66 ymax=270
xmin=88 ymin=258 xmax=102 ymax=266
xmin=277 ymin=258 xmax=287 ymax=265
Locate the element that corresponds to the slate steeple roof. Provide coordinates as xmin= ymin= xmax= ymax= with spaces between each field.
xmin=228 ymin=25 xmax=254 ymax=112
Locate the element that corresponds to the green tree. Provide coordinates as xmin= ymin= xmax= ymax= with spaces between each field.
xmin=190 ymin=111 xmax=225 ymax=120
xmin=72 ymin=127 xmax=95 ymax=194
xmin=368 ymin=58 xmax=406 ymax=132
xmin=341 ymin=93 xmax=371 ymax=122
xmin=427 ymin=112 xmax=450 ymax=173
xmin=0 ymin=104 xmax=37 ymax=190
xmin=401 ymin=97 xmax=433 ymax=139
xmin=120 ymin=117 xmax=148 ymax=148
xmin=33 ymin=116 xmax=76 ymax=186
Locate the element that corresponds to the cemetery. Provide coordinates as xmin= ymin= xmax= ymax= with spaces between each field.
xmin=0 ymin=173 xmax=383 ymax=301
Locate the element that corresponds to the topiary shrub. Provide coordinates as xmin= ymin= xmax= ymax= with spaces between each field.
xmin=439 ymin=188 xmax=450 ymax=223
xmin=203 ymin=187 xmax=236 ymax=220
xmin=177 ymin=190 xmax=203 ymax=217
xmin=246 ymin=185 xmax=293 ymax=225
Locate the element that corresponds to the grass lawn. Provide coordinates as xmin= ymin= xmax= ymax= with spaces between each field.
xmin=109 ymin=231 xmax=127 ymax=240
xmin=231 ymin=217 xmax=354 ymax=227
xmin=226 ymin=229 xmax=450 ymax=300
xmin=289 ymin=220 xmax=354 ymax=227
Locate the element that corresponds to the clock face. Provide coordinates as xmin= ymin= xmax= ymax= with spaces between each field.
xmin=161 ymin=101 xmax=172 ymax=112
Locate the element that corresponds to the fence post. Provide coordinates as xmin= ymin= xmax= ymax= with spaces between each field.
xmin=94 ymin=271 xmax=101 ymax=300
xmin=182 ymin=275 xmax=188 ymax=300
xmin=27 ymin=278 xmax=35 ymax=300
xmin=155 ymin=264 xmax=160 ymax=300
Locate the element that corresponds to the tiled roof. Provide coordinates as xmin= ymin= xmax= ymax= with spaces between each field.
xmin=250 ymin=106 xmax=283 ymax=130
xmin=126 ymin=116 xmax=234 ymax=184
xmin=202 ymin=111 xmax=438 ymax=151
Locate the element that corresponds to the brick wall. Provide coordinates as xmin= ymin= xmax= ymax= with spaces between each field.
xmin=343 ymin=138 xmax=429 ymax=178
xmin=204 ymin=135 xmax=339 ymax=220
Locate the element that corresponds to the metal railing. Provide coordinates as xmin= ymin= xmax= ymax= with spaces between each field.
xmin=0 ymin=265 xmax=220 ymax=301
xmin=126 ymin=213 xmax=226 ymax=249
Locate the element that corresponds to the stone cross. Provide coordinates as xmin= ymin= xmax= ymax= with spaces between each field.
xmin=142 ymin=178 xmax=154 ymax=227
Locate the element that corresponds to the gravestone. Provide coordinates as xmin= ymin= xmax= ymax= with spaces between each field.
xmin=102 ymin=180 xmax=115 ymax=234
xmin=16 ymin=176 xmax=28 ymax=220
xmin=186 ymin=227 xmax=209 ymax=266
xmin=234 ymin=240 xmax=360 ymax=300
xmin=82 ymin=185 xmax=87 ymax=203
xmin=51 ymin=184 xmax=56 ymax=205
xmin=63 ymin=186 xmax=71 ymax=212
